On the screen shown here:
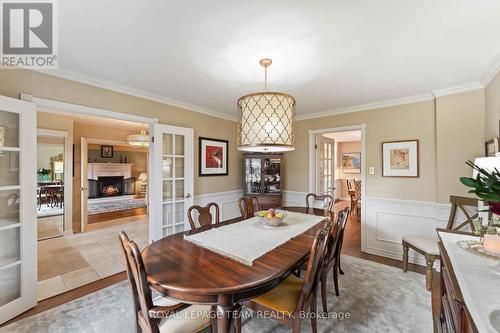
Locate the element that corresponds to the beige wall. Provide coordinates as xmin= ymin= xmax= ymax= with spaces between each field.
xmin=286 ymin=100 xmax=438 ymax=201
xmin=436 ymin=89 xmax=485 ymax=202
xmin=485 ymin=70 xmax=500 ymax=139
xmin=286 ymin=91 xmax=484 ymax=204
xmin=0 ymin=69 xmax=242 ymax=196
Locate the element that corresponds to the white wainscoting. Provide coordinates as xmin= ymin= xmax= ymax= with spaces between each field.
xmin=283 ymin=191 xmax=474 ymax=268
xmin=283 ymin=190 xmax=308 ymax=207
xmin=364 ymin=197 xmax=454 ymax=267
xmin=194 ymin=190 xmax=243 ymax=221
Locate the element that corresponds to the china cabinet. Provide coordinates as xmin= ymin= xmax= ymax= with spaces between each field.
xmin=243 ymin=154 xmax=283 ymax=209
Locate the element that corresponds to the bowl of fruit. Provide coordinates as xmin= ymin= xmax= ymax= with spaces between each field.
xmin=255 ymin=209 xmax=286 ymax=227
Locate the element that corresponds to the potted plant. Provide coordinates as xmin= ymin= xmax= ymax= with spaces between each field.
xmin=460 ymin=160 xmax=500 ymax=254
xmin=37 ymin=168 xmax=51 ymax=181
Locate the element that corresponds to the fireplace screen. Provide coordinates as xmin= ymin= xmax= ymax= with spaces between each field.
xmin=87 ymin=176 xmax=136 ymax=198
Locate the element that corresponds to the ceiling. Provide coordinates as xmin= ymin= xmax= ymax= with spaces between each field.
xmin=323 ymin=131 xmax=361 ymax=142
xmin=50 ymin=0 xmax=500 ymax=119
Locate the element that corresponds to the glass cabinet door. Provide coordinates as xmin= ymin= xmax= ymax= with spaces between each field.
xmin=263 ymin=158 xmax=281 ymax=194
xmin=245 ymin=158 xmax=261 ymax=195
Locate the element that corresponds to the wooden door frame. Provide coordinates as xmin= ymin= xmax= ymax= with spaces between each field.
xmin=308 ymin=124 xmax=367 ymax=251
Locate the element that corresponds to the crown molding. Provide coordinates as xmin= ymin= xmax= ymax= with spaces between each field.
xmin=431 ymin=82 xmax=484 ymax=98
xmin=480 ymin=53 xmax=500 ymax=87
xmin=34 ymin=69 xmax=238 ymax=122
xmin=296 ymin=93 xmax=434 ymax=121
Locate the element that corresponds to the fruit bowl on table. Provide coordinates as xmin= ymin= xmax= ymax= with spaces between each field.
xmin=255 ymin=209 xmax=287 ymax=227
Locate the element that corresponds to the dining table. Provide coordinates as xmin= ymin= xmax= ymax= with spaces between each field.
xmin=142 ymin=206 xmax=334 ymax=333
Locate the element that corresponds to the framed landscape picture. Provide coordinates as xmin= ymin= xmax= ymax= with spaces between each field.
xmin=199 ymin=137 xmax=228 ymax=176
xmin=382 ymin=140 xmax=419 ymax=177
xmin=342 ymin=152 xmax=361 ymax=174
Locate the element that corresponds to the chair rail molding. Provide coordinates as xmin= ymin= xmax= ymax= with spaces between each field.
xmin=283 ymin=192 xmax=463 ymax=267
xmin=364 ymin=196 xmax=460 ymax=267
xmin=194 ymin=190 xmax=243 ymax=222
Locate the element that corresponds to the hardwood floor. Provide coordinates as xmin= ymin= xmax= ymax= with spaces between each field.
xmin=4 ymin=203 xmax=440 ymax=330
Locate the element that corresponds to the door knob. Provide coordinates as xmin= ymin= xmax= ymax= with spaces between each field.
xmin=185 ymin=193 xmax=191 ymax=198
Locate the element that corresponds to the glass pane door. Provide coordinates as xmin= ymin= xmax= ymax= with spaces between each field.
xmin=0 ymin=96 xmax=37 ymax=324
xmin=245 ymin=158 xmax=261 ymax=194
xmin=161 ymin=134 xmax=187 ymax=236
xmin=316 ymin=135 xmax=335 ymax=196
xmin=263 ymin=158 xmax=281 ymax=194
xmin=151 ymin=124 xmax=193 ymax=241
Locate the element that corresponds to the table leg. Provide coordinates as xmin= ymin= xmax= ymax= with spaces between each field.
xmin=216 ymin=295 xmax=234 ymax=333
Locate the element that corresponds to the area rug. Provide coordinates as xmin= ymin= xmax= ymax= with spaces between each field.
xmin=37 ymin=205 xmax=63 ymax=218
xmin=38 ymin=238 xmax=90 ymax=281
xmin=2 ymin=255 xmax=432 ymax=333
xmin=87 ymin=197 xmax=146 ymax=215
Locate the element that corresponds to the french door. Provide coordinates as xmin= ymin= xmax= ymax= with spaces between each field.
xmin=316 ymin=135 xmax=335 ymax=197
xmin=149 ymin=124 xmax=194 ymax=242
xmin=0 ymin=96 xmax=37 ymax=324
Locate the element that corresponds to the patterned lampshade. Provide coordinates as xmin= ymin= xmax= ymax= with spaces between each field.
xmin=237 ymin=59 xmax=296 ymax=152
xmin=237 ymin=92 xmax=296 ymax=152
xmin=127 ymin=129 xmax=149 ymax=148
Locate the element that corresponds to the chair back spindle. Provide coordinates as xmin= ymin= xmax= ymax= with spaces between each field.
xmin=187 ymin=203 xmax=220 ymax=230
xmin=305 ymin=193 xmax=334 ymax=211
xmin=238 ymin=197 xmax=260 ymax=219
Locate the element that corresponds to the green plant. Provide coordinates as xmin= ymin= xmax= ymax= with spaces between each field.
xmin=460 ymin=160 xmax=500 ymax=203
xmin=37 ymin=168 xmax=51 ymax=175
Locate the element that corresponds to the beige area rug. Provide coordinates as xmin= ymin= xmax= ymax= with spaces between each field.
xmin=37 ymin=216 xmax=63 ymax=240
xmin=38 ymin=238 xmax=90 ymax=281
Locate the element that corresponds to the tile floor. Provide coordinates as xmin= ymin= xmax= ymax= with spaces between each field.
xmin=37 ymin=215 xmax=148 ymax=301
xmin=37 ymin=215 xmax=64 ymax=240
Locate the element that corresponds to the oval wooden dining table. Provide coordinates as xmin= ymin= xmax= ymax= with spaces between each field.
xmin=142 ymin=206 xmax=334 ymax=333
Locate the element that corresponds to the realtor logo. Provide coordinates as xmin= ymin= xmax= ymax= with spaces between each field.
xmin=1 ymin=0 xmax=58 ymax=68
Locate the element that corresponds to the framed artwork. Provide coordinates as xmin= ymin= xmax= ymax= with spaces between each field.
xmin=199 ymin=137 xmax=228 ymax=176
xmin=485 ymin=138 xmax=499 ymax=157
xmin=101 ymin=145 xmax=113 ymax=158
xmin=382 ymin=140 xmax=419 ymax=177
xmin=342 ymin=152 xmax=361 ymax=174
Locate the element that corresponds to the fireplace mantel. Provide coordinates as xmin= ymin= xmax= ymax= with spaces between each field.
xmin=88 ymin=163 xmax=133 ymax=180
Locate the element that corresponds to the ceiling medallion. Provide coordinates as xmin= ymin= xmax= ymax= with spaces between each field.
xmin=237 ymin=58 xmax=296 ymax=152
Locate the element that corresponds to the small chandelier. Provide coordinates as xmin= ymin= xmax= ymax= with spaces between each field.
xmin=237 ymin=58 xmax=296 ymax=152
xmin=127 ymin=127 xmax=149 ymax=148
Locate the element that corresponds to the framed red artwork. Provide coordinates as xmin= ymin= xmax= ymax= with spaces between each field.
xmin=199 ymin=137 xmax=228 ymax=176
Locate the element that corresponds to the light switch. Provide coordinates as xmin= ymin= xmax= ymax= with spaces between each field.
xmin=369 ymin=166 xmax=375 ymax=175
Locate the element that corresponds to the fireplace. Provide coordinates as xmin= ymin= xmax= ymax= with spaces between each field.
xmin=88 ymin=176 xmax=136 ymax=198
xmin=99 ymin=176 xmax=123 ymax=197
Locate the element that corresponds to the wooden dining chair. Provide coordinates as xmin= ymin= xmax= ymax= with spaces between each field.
xmin=348 ymin=180 xmax=361 ymax=219
xmin=402 ymin=195 xmax=479 ymax=291
xmin=320 ymin=207 xmax=350 ymax=310
xmin=305 ymin=193 xmax=334 ymax=211
xmin=238 ymin=196 xmax=260 ymax=219
xmin=187 ymin=202 xmax=220 ymax=230
xmin=119 ymin=231 xmax=212 ymax=333
xmin=240 ymin=222 xmax=332 ymax=333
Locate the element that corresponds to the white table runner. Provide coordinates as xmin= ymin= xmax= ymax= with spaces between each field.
xmin=438 ymin=231 xmax=500 ymax=333
xmin=184 ymin=211 xmax=326 ymax=266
